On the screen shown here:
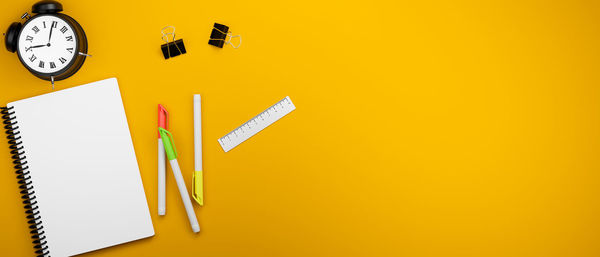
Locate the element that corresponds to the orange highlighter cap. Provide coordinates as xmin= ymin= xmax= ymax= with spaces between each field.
xmin=158 ymin=104 xmax=169 ymax=138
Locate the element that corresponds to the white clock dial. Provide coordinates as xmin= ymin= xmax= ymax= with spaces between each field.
xmin=17 ymin=15 xmax=77 ymax=74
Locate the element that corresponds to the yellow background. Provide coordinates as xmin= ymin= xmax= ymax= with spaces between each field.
xmin=0 ymin=0 xmax=599 ymax=256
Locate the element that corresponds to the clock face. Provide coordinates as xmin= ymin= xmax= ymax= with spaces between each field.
xmin=17 ymin=15 xmax=78 ymax=75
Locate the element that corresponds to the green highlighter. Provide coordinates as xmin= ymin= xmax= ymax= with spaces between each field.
xmin=159 ymin=127 xmax=200 ymax=233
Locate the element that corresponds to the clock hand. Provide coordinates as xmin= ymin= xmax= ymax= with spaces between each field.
xmin=48 ymin=24 xmax=54 ymax=44
xmin=25 ymin=45 xmax=46 ymax=51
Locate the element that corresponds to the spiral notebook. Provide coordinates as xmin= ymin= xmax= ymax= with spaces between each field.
xmin=1 ymin=78 xmax=154 ymax=257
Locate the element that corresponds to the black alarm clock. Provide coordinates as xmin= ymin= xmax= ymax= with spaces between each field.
xmin=4 ymin=0 xmax=88 ymax=87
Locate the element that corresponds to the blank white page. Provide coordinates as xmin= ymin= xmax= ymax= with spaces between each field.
xmin=8 ymin=78 xmax=154 ymax=257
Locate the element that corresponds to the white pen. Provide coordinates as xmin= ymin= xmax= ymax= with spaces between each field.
xmin=159 ymin=127 xmax=200 ymax=233
xmin=157 ymin=105 xmax=168 ymax=215
xmin=192 ymin=94 xmax=203 ymax=205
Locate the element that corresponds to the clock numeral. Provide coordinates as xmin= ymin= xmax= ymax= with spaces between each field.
xmin=66 ymin=47 xmax=73 ymax=53
xmin=38 ymin=61 xmax=45 ymax=68
xmin=60 ymin=26 xmax=68 ymax=33
xmin=25 ymin=35 xmax=33 ymax=42
xmin=49 ymin=62 xmax=56 ymax=69
xmin=32 ymin=26 xmax=40 ymax=34
xmin=29 ymin=55 xmax=36 ymax=62
xmin=65 ymin=35 xmax=73 ymax=41
xmin=43 ymin=21 xmax=46 ymax=28
xmin=25 ymin=46 xmax=32 ymax=52
xmin=51 ymin=21 xmax=57 ymax=28
xmin=59 ymin=57 xmax=67 ymax=64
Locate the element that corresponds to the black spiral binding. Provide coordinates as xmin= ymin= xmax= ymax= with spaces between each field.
xmin=1 ymin=106 xmax=49 ymax=257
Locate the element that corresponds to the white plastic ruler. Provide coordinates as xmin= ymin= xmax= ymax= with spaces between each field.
xmin=218 ymin=96 xmax=296 ymax=152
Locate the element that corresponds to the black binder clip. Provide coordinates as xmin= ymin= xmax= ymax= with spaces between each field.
xmin=161 ymin=26 xmax=187 ymax=59
xmin=208 ymin=23 xmax=242 ymax=49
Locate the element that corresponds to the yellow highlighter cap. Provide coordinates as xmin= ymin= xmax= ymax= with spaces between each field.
xmin=192 ymin=170 xmax=204 ymax=206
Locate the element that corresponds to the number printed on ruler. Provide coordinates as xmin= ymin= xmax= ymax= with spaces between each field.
xmin=218 ymin=96 xmax=296 ymax=152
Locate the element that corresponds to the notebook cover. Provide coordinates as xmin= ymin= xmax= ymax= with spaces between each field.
xmin=5 ymin=78 xmax=154 ymax=257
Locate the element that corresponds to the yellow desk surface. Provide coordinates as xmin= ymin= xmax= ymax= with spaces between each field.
xmin=1 ymin=0 xmax=599 ymax=256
